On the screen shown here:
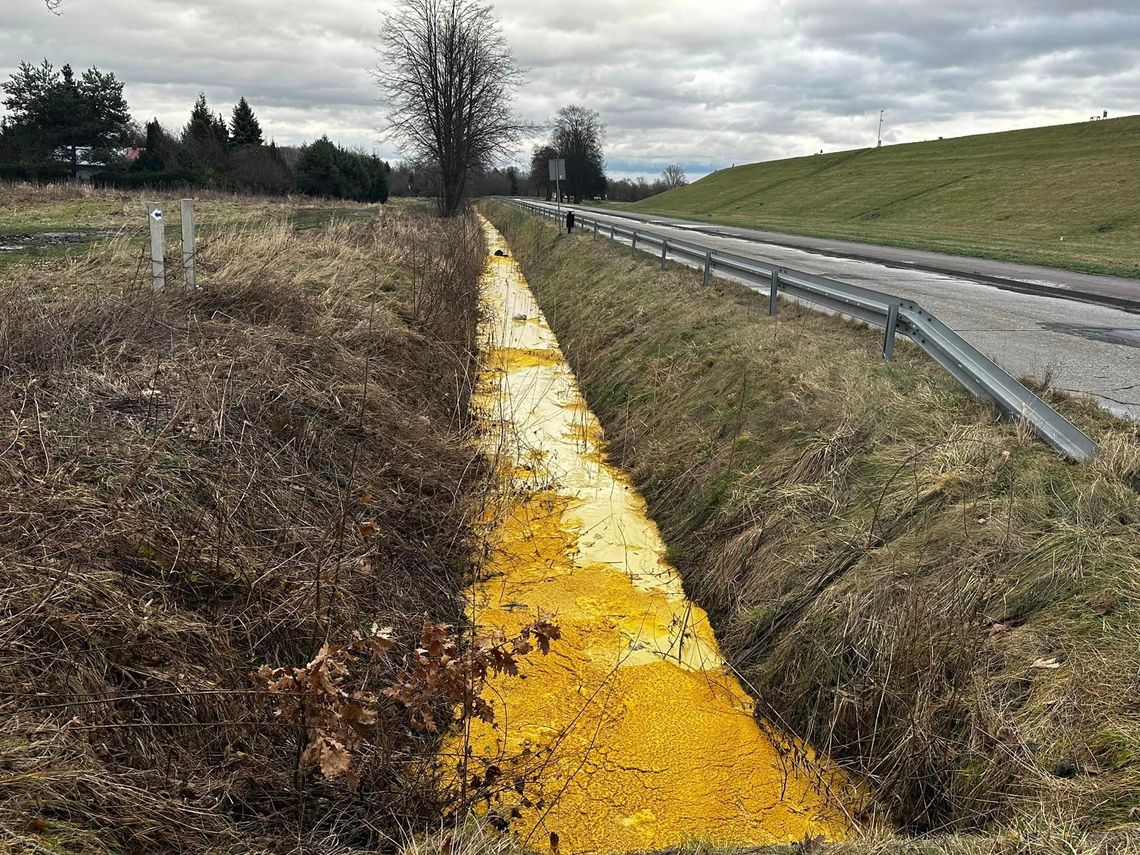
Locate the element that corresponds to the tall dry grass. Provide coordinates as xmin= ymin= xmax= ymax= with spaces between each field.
xmin=0 ymin=205 xmax=488 ymax=852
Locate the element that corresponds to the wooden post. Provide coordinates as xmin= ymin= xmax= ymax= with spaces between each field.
xmin=147 ymin=202 xmax=165 ymax=292
xmin=180 ymin=199 xmax=196 ymax=288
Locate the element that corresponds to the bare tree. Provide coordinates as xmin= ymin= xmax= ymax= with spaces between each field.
xmin=551 ymin=105 xmax=606 ymax=203
xmin=661 ymin=164 xmax=687 ymax=189
xmin=376 ymin=0 xmax=527 ymax=216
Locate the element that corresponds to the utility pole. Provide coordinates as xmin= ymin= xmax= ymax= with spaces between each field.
xmin=877 ymin=109 xmax=885 ymax=148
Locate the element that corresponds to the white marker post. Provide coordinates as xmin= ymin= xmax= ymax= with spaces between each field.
xmin=147 ymin=203 xmax=165 ymax=292
xmin=180 ymin=199 xmax=196 ymax=288
xmin=548 ymin=158 xmax=566 ymax=232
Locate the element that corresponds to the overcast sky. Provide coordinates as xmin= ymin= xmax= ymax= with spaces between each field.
xmin=3 ymin=0 xmax=1138 ymax=179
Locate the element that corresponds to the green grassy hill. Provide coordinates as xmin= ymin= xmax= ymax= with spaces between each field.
xmin=632 ymin=116 xmax=1140 ymax=277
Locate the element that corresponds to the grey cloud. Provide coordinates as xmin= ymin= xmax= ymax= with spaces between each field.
xmin=1 ymin=0 xmax=1137 ymax=178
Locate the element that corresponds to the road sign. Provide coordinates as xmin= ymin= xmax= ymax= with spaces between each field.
xmin=548 ymin=159 xmax=567 ymax=230
xmin=150 ymin=209 xmax=163 ymax=222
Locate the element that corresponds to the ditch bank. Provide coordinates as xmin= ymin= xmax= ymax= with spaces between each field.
xmin=482 ymin=201 xmax=1140 ymax=847
xmin=0 ymin=204 xmax=486 ymax=853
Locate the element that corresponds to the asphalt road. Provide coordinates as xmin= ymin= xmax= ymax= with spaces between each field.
xmin=563 ymin=203 xmax=1140 ymax=310
xmin=530 ymin=201 xmax=1140 ymax=420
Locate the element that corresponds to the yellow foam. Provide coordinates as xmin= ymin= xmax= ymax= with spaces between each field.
xmin=439 ymin=218 xmax=858 ymax=854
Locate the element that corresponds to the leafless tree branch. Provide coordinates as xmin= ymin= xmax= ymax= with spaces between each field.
xmin=661 ymin=164 xmax=688 ymax=189
xmin=374 ymin=0 xmax=530 ymax=216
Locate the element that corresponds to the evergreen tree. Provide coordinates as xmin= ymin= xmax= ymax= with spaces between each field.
xmin=131 ymin=117 xmax=165 ymax=171
xmin=184 ymin=93 xmax=215 ymax=145
xmin=297 ymin=137 xmax=389 ymax=202
xmin=182 ymin=93 xmax=229 ymax=174
xmin=229 ymin=97 xmax=263 ymax=147
xmin=1 ymin=59 xmax=131 ymax=178
xmin=296 ymin=136 xmax=343 ymax=197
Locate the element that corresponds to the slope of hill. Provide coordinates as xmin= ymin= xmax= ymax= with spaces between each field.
xmin=632 ymin=116 xmax=1140 ymax=277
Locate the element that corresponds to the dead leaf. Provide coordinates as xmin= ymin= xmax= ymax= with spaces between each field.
xmin=1031 ymin=657 xmax=1062 ymax=669
xmin=301 ymin=736 xmax=352 ymax=780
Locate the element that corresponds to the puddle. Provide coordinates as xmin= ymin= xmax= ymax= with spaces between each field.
xmin=440 ymin=218 xmax=857 ymax=853
xmin=1040 ymin=322 xmax=1140 ymax=349
xmin=0 ymin=230 xmax=107 ymax=253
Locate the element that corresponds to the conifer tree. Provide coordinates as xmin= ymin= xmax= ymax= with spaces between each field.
xmin=184 ymin=93 xmax=215 ymax=145
xmin=183 ymin=93 xmax=229 ymax=173
xmin=229 ymin=97 xmax=263 ymax=147
xmin=1 ymin=59 xmax=130 ymax=178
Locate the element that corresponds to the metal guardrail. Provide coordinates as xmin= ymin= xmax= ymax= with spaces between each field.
xmin=507 ymin=198 xmax=1097 ymax=461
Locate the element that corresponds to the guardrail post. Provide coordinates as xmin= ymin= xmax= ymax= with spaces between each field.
xmin=631 ymin=231 xmax=638 ymax=254
xmin=610 ymin=224 xmax=615 ymax=242
xmin=703 ymin=252 xmax=712 ymax=286
xmin=769 ymin=269 xmax=780 ymax=315
xmin=883 ymin=302 xmax=899 ymax=360
xmin=147 ymin=202 xmax=165 ymax=292
xmin=660 ymin=239 xmax=668 ymax=270
xmin=593 ymin=221 xmax=598 ymax=239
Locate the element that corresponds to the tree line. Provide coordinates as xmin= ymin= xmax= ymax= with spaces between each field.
xmin=0 ymin=60 xmax=388 ymax=202
xmin=18 ymin=0 xmax=690 ymax=212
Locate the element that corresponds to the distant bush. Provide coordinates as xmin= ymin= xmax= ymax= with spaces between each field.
xmin=297 ymin=136 xmax=389 ymax=203
xmin=91 ymin=168 xmax=204 ymax=191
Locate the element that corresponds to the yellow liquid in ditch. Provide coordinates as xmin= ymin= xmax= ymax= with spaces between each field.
xmin=442 ymin=219 xmax=855 ymax=854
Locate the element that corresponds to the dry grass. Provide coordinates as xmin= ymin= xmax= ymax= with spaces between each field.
xmin=401 ymin=821 xmax=536 ymax=855
xmin=0 ymin=201 xmax=487 ymax=852
xmin=483 ymin=202 xmax=1140 ymax=848
xmin=0 ymin=180 xmax=378 ymax=259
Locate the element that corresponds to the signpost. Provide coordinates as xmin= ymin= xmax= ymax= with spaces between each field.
xmin=147 ymin=203 xmax=165 ymax=292
xmin=548 ymin=158 xmax=566 ymax=231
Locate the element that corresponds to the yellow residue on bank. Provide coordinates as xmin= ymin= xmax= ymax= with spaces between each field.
xmin=441 ymin=219 xmax=857 ymax=854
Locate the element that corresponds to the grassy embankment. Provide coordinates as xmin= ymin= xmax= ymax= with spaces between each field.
xmin=483 ymin=201 xmax=1140 ymax=853
xmin=627 ymin=115 xmax=1140 ymax=278
xmin=0 ymin=187 xmax=489 ymax=852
